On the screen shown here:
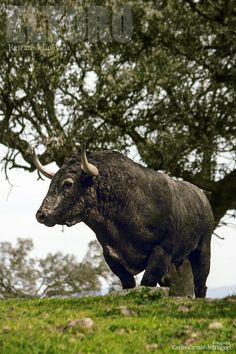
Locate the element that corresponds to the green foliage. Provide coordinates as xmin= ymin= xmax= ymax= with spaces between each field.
xmin=38 ymin=251 xmax=101 ymax=297
xmin=0 ymin=295 xmax=235 ymax=353
xmin=0 ymin=0 xmax=235 ymax=224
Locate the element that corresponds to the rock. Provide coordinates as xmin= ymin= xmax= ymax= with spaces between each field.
xmin=119 ymin=306 xmax=135 ymax=316
xmin=184 ymin=337 xmax=195 ymax=346
xmin=226 ymin=296 xmax=236 ymax=303
xmin=2 ymin=326 xmax=11 ymax=333
xmin=184 ymin=331 xmax=199 ymax=345
xmin=40 ymin=312 xmax=49 ymax=318
xmin=65 ymin=318 xmax=95 ymax=331
xmin=148 ymin=286 xmax=170 ymax=297
xmin=117 ymin=328 xmax=127 ymax=335
xmin=145 ymin=343 xmax=159 ymax=350
xmin=177 ymin=305 xmax=192 ymax=312
xmin=111 ymin=286 xmax=170 ymax=298
xmin=208 ymin=321 xmax=223 ymax=330
xmin=170 ymin=296 xmax=193 ymax=303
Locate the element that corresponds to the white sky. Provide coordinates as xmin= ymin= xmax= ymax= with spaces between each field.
xmin=0 ymin=162 xmax=236 ymax=290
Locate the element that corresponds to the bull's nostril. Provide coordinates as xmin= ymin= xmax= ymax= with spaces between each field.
xmin=36 ymin=210 xmax=45 ymax=224
xmin=36 ymin=209 xmax=56 ymax=227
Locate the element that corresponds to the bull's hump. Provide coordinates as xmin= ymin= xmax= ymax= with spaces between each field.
xmin=93 ymin=150 xmax=124 ymax=162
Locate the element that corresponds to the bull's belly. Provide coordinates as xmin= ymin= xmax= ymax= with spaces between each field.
xmin=105 ymin=245 xmax=146 ymax=275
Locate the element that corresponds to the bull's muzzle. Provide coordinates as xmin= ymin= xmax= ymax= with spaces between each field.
xmin=36 ymin=209 xmax=56 ymax=227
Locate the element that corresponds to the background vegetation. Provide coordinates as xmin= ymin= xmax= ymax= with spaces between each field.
xmin=0 ymin=238 xmax=119 ymax=298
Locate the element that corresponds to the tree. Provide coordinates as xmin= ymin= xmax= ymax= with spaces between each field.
xmin=0 ymin=0 xmax=235 ymax=227
xmin=0 ymin=238 xmax=110 ymax=298
xmin=38 ymin=252 xmax=101 ymax=297
xmin=0 ymin=238 xmax=38 ymax=298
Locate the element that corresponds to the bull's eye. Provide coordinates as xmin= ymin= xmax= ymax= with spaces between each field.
xmin=62 ymin=178 xmax=74 ymax=190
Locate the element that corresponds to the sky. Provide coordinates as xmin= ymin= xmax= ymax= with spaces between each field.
xmin=0 ymin=161 xmax=236 ymax=292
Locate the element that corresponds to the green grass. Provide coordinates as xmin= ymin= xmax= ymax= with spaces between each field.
xmin=0 ymin=289 xmax=235 ymax=354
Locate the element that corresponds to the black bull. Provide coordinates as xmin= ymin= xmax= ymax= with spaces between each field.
xmin=35 ymin=149 xmax=214 ymax=298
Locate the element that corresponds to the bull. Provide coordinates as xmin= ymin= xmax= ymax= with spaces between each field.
xmin=35 ymin=147 xmax=214 ymax=298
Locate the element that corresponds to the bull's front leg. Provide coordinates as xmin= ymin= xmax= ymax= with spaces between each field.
xmin=141 ymin=246 xmax=171 ymax=287
xmin=103 ymin=250 xmax=136 ymax=289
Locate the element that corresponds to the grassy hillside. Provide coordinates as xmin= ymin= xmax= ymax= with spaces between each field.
xmin=0 ymin=287 xmax=235 ymax=354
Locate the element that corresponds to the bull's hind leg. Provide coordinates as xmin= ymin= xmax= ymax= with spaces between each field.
xmin=103 ymin=251 xmax=136 ymax=289
xmin=160 ymin=259 xmax=194 ymax=297
xmin=188 ymin=241 xmax=211 ymax=298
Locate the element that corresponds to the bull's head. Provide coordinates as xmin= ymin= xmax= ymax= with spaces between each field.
xmin=35 ymin=146 xmax=99 ymax=227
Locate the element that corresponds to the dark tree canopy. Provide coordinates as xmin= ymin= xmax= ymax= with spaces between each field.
xmin=0 ymin=0 xmax=235 ymax=227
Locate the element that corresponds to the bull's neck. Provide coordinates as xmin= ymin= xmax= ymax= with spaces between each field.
xmin=83 ymin=209 xmax=116 ymax=245
xmin=82 ymin=175 xmax=128 ymax=237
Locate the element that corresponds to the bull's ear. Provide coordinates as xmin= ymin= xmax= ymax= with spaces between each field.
xmin=81 ymin=145 xmax=99 ymax=177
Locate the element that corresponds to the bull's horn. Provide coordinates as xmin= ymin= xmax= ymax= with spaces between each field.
xmin=33 ymin=149 xmax=55 ymax=179
xmin=81 ymin=145 xmax=99 ymax=176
